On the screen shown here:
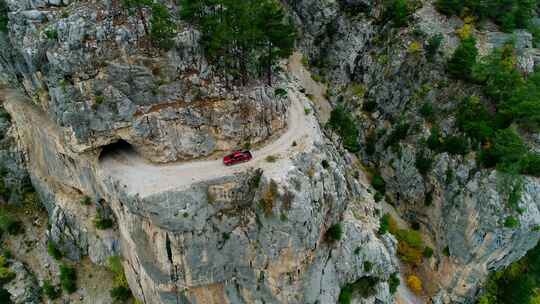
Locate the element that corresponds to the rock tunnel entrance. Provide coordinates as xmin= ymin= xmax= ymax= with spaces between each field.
xmin=98 ymin=139 xmax=135 ymax=162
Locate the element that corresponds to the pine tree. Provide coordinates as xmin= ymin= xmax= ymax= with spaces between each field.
xmin=180 ymin=0 xmax=295 ymax=86
xmin=122 ymin=0 xmax=175 ymax=50
xmin=447 ymin=37 xmax=478 ymax=80
xmin=122 ymin=0 xmax=153 ymax=35
xmin=0 ymin=0 xmax=8 ymax=33
xmin=149 ymin=3 xmax=176 ymax=50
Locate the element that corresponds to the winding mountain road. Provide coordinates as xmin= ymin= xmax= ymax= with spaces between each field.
xmin=100 ymin=64 xmax=321 ymax=198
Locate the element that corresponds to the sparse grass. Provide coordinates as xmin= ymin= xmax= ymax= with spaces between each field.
xmin=265 ymin=155 xmax=278 ymax=163
xmin=363 ymin=261 xmax=373 ymax=272
xmin=0 ymin=208 xmax=22 ymax=235
xmin=261 ymin=180 xmax=279 ymax=217
xmin=42 ymin=280 xmax=61 ymax=300
xmin=59 ymin=263 xmax=77 ymax=293
xmin=326 ymin=223 xmax=343 ymax=242
xmin=95 ymin=95 xmax=105 ymax=105
xmin=304 ymin=108 xmax=312 ymax=115
xmin=504 ymin=216 xmax=520 ymax=228
xmin=94 ymin=209 xmax=114 ymax=230
xmin=48 ymin=240 xmax=63 ymax=260
xmin=108 ymin=256 xmax=132 ymax=302
xmin=80 ymin=196 xmax=91 ymax=206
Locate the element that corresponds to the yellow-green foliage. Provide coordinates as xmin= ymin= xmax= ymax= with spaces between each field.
xmin=0 ymin=256 xmax=15 ymax=284
xmin=408 ymin=41 xmax=423 ymax=54
xmin=108 ymin=256 xmax=128 ymax=287
xmin=457 ymin=22 xmax=473 ymax=40
xmin=261 ymin=180 xmax=279 ymax=217
xmin=407 ymin=275 xmax=423 ymax=294
xmin=349 ymin=83 xmax=366 ymax=98
xmin=385 ymin=215 xmax=426 ymax=266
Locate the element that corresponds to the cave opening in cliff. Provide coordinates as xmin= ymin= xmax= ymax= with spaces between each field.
xmin=98 ymin=139 xmax=135 ymax=162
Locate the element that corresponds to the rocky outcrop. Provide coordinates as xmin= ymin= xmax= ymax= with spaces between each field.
xmin=3 ymin=260 xmax=40 ymax=304
xmin=3 ymin=80 xmax=399 ymax=303
xmin=1 ymin=0 xmax=288 ymax=163
xmin=0 ymin=2 xmax=401 ymax=303
xmin=287 ymin=0 xmax=540 ymax=302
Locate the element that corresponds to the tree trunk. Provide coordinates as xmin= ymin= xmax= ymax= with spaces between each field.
xmin=267 ymin=43 xmax=272 ymax=86
xmin=138 ymin=7 xmax=149 ymax=35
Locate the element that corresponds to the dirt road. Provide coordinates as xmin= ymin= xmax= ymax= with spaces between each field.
xmin=288 ymin=52 xmax=332 ymax=124
xmin=99 ymin=85 xmax=321 ymax=197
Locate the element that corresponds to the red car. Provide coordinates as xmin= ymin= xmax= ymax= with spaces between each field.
xmin=223 ymin=150 xmax=253 ymax=166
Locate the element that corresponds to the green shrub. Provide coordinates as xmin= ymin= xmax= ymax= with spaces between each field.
xmin=47 ymin=241 xmax=63 ymax=260
xmin=435 ymin=0 xmax=463 ymax=15
xmin=42 ymin=280 xmax=61 ymax=300
xmin=339 ymin=277 xmax=380 ymax=303
xmin=59 ymin=264 xmax=77 ymax=293
xmin=363 ymin=100 xmax=377 ymax=112
xmin=94 ymin=208 xmax=114 ymax=230
xmin=94 ymin=217 xmax=114 ymax=230
xmin=365 ymin=132 xmax=377 ymax=156
xmin=44 ymin=28 xmax=58 ymax=40
xmin=378 ymin=213 xmax=391 ymax=234
xmin=474 ymin=44 xmax=524 ymax=105
xmin=419 ymin=102 xmax=435 ymax=120
xmin=0 ymin=287 xmax=11 ymax=303
xmin=442 ymin=135 xmax=469 ymax=155
xmin=425 ymin=34 xmax=444 ymax=60
xmin=423 ymin=247 xmax=434 ymax=258
xmin=363 ymin=261 xmax=373 ymax=272
xmin=0 ymin=0 xmax=8 ymax=33
xmin=321 ymin=160 xmax=330 ymax=169
xmin=95 ymin=95 xmax=105 ymax=105
xmin=504 ymin=216 xmax=520 ymax=228
xmin=443 ymin=246 xmax=450 ymax=256
xmin=447 ymin=37 xmax=478 ymax=80
xmin=326 ymin=223 xmax=343 ymax=242
xmin=427 ymin=127 xmax=443 ymax=151
xmin=521 ymin=153 xmax=540 ymax=177
xmin=338 ymin=284 xmax=353 ymax=304
xmin=274 ymin=88 xmax=287 ymax=98
xmin=371 ymin=173 xmax=386 ymax=194
xmin=478 ymin=242 xmax=540 ymax=303
xmin=328 ymin=105 xmax=360 ymax=152
xmin=435 ymin=0 xmax=536 ymax=31
xmin=415 ymin=151 xmax=433 ymax=175
xmin=385 ymin=123 xmax=410 ymax=148
xmin=110 ymin=286 xmax=132 ymax=302
xmin=384 ymin=0 xmax=411 ymax=27
xmin=388 ymin=273 xmax=400 ymax=294
xmin=149 ymin=3 xmax=176 ymax=50
xmin=0 ymin=209 xmax=22 ymax=235
xmin=481 ymin=127 xmax=527 ymax=172
xmin=80 ymin=196 xmax=92 ymax=206
xmin=456 ymin=96 xmax=495 ymax=143
xmin=374 ymin=192 xmax=384 ymax=202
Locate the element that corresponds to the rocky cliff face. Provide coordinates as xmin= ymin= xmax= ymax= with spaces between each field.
xmin=2 ymin=0 xmax=538 ymax=303
xmin=1 ymin=0 xmax=288 ymax=163
xmin=286 ymin=0 xmax=540 ymax=302
xmin=0 ymin=1 xmax=400 ymax=303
